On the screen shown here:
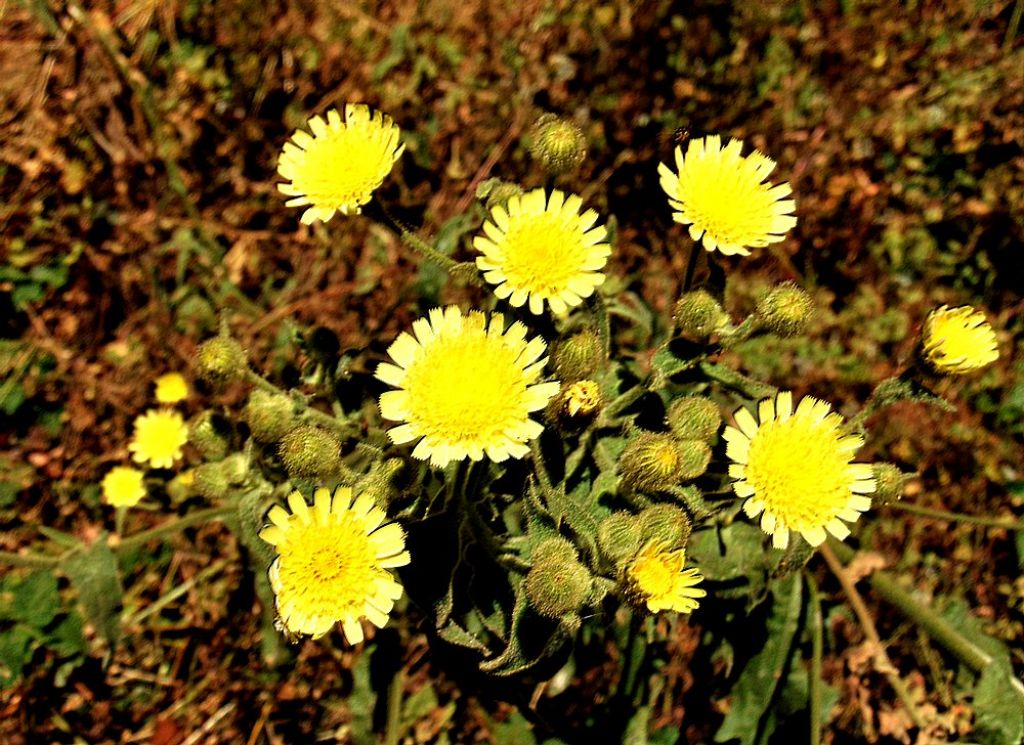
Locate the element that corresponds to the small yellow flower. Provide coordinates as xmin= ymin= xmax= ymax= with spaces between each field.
xmin=724 ymin=392 xmax=875 ymax=549
xmin=474 ymin=189 xmax=611 ymax=315
xmin=129 ymin=409 xmax=188 ymax=469
xmin=921 ymin=305 xmax=999 ymax=375
xmin=101 ymin=466 xmax=146 ymax=508
xmin=628 ymin=542 xmax=706 ymax=614
xmin=376 ymin=306 xmax=560 ymax=468
xmin=278 ymin=104 xmax=404 ymax=224
xmin=154 ymin=372 xmax=189 ymax=404
xmin=259 ymin=487 xmax=410 ymax=641
xmin=658 ymin=135 xmax=797 ymax=256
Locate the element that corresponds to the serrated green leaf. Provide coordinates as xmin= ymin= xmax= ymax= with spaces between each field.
xmin=687 ymin=522 xmax=770 ymax=603
xmin=974 ymin=663 xmax=1024 ymax=745
xmin=62 ymin=537 xmax=123 ymax=646
xmin=437 ymin=620 xmax=491 ymax=654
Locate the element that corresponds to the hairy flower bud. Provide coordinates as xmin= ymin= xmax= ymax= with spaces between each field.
xmin=476 ymin=178 xmax=525 ymax=211
xmin=666 ymin=396 xmax=722 ymax=444
xmin=673 ymin=290 xmax=726 ymax=339
xmin=755 ymin=283 xmax=813 ymax=337
xmin=195 ymin=336 xmax=247 ymax=385
xmin=871 ymin=463 xmax=906 ymax=506
xmin=597 ymin=512 xmax=642 ymax=567
xmin=638 ymin=504 xmax=693 ymax=550
xmin=551 ymin=330 xmax=604 ymax=383
xmin=278 ymin=425 xmax=341 ymax=481
xmin=188 ymin=411 xmax=231 ymax=461
xmin=525 ymin=537 xmax=592 ymax=618
xmin=243 ymin=389 xmax=295 ymax=444
xmin=357 ymin=458 xmax=405 ymax=509
xmin=528 ymin=114 xmax=587 ymax=176
xmin=193 ymin=462 xmax=231 ymax=500
xmin=619 ymin=432 xmax=685 ymax=493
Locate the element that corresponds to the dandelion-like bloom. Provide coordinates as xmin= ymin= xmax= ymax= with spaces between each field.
xmin=101 ymin=466 xmax=146 ymax=508
xmin=154 ymin=372 xmax=189 ymax=404
xmin=658 ymin=135 xmax=796 ymax=256
xmin=628 ymin=542 xmax=706 ymax=614
xmin=129 ymin=409 xmax=188 ymax=469
xmin=473 ymin=189 xmax=611 ymax=315
xmin=724 ymin=392 xmax=875 ymax=549
xmin=260 ymin=487 xmax=409 ymax=641
xmin=278 ymin=104 xmax=404 ymax=224
xmin=376 ymin=306 xmax=560 ymax=468
xmin=921 ymin=305 xmax=999 ymax=375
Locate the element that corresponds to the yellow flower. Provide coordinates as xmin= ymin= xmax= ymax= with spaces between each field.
xmin=259 ymin=487 xmax=410 ymax=641
xmin=473 ymin=189 xmax=611 ymax=315
xmin=278 ymin=104 xmax=404 ymax=224
xmin=628 ymin=542 xmax=706 ymax=614
xmin=129 ymin=408 xmax=188 ymax=469
xmin=101 ymin=466 xmax=146 ymax=508
xmin=658 ymin=135 xmax=797 ymax=256
xmin=724 ymin=392 xmax=875 ymax=549
xmin=376 ymin=306 xmax=560 ymax=468
xmin=154 ymin=372 xmax=189 ymax=404
xmin=922 ymin=305 xmax=999 ymax=375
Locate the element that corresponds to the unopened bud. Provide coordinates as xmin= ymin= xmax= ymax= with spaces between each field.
xmin=552 ymin=330 xmax=604 ymax=383
xmin=476 ymin=178 xmax=524 ymax=211
xmin=597 ymin=512 xmax=642 ymax=567
xmin=528 ymin=114 xmax=587 ymax=176
xmin=666 ymin=396 xmax=721 ymax=444
xmin=525 ymin=537 xmax=592 ymax=618
xmin=188 ymin=411 xmax=231 ymax=461
xmin=193 ymin=462 xmax=231 ymax=500
xmin=638 ymin=504 xmax=692 ymax=550
xmin=755 ymin=283 xmax=813 ymax=337
xmin=619 ymin=432 xmax=689 ymax=493
xmin=357 ymin=458 xmax=405 ymax=509
xmin=673 ymin=290 xmax=726 ymax=338
xmin=220 ymin=453 xmax=250 ymax=485
xmin=871 ymin=463 xmax=906 ymax=506
xmin=278 ymin=425 xmax=341 ymax=482
xmin=195 ymin=336 xmax=247 ymax=385
xmin=243 ymin=389 xmax=295 ymax=444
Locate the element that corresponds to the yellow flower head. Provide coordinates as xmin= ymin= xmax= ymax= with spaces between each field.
xmin=129 ymin=408 xmax=188 ymax=469
xmin=278 ymin=104 xmax=404 ymax=225
xmin=474 ymin=189 xmax=611 ymax=315
xmin=922 ymin=305 xmax=999 ymax=375
xmin=376 ymin=306 xmax=560 ymax=468
xmin=101 ymin=466 xmax=146 ymax=508
xmin=154 ymin=372 xmax=189 ymax=404
xmin=658 ymin=135 xmax=797 ymax=256
xmin=628 ymin=542 xmax=706 ymax=614
xmin=724 ymin=393 xmax=875 ymax=550
xmin=260 ymin=487 xmax=409 ymax=641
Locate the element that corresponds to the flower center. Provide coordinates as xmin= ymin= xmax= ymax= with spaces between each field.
xmin=500 ymin=214 xmax=587 ymax=295
xmin=679 ymin=153 xmax=778 ymax=245
xmin=632 ymin=553 xmax=676 ymax=599
xmin=293 ymin=129 xmax=387 ymax=208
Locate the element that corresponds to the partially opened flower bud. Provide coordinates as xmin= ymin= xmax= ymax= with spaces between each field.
xmin=528 ymin=114 xmax=587 ymax=176
xmin=195 ymin=336 xmax=247 ymax=385
xmin=755 ymin=283 xmax=813 ymax=337
xmin=666 ymin=396 xmax=721 ymax=444
xmin=871 ymin=463 xmax=906 ymax=506
xmin=673 ymin=290 xmax=726 ymax=338
xmin=920 ymin=305 xmax=999 ymax=375
xmin=525 ymin=537 xmax=592 ymax=618
xmin=552 ymin=330 xmax=604 ymax=383
xmin=638 ymin=504 xmax=693 ymax=551
xmin=278 ymin=425 xmax=341 ymax=481
xmin=597 ymin=512 xmax=642 ymax=567
xmin=243 ymin=389 xmax=295 ymax=444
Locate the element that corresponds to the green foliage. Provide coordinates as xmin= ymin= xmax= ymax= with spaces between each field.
xmin=62 ymin=537 xmax=124 ymax=647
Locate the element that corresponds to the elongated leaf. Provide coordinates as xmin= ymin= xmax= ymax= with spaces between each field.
xmin=62 ymin=537 xmax=123 ymax=646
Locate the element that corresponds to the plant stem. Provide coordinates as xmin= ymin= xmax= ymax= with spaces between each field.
xmin=0 ymin=550 xmax=60 ymax=569
xmin=243 ymin=369 xmax=355 ymax=437
xmin=116 ymin=506 xmax=237 ymax=553
xmin=621 ymin=611 xmax=647 ymax=703
xmin=681 ymin=242 xmax=702 ymax=293
xmin=383 ymin=667 xmax=405 ymax=745
xmin=807 ymin=572 xmax=824 ymax=745
xmin=588 ymin=292 xmax=612 ymax=361
xmin=599 ymin=385 xmax=647 ymax=423
xmin=820 ymin=543 xmax=926 ymax=728
xmin=889 ymin=501 xmax=1024 ymax=531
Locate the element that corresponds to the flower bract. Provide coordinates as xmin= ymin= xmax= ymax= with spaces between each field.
xmin=628 ymin=542 xmax=706 ymax=614
xmin=376 ymin=306 xmax=560 ymax=468
xmin=724 ymin=392 xmax=875 ymax=549
xmin=278 ymin=104 xmax=404 ymax=224
xmin=921 ymin=305 xmax=998 ymax=375
xmin=129 ymin=409 xmax=188 ymax=469
xmin=658 ymin=135 xmax=796 ymax=256
xmin=101 ymin=466 xmax=146 ymax=508
xmin=259 ymin=487 xmax=410 ymax=641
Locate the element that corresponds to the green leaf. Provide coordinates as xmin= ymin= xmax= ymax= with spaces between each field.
xmin=47 ymin=611 xmax=86 ymax=658
xmin=489 ymin=710 xmax=536 ymax=745
xmin=349 ymin=647 xmax=377 ymax=745
xmin=62 ymin=537 xmax=123 ymax=646
xmin=974 ymin=664 xmax=1024 ymax=745
xmin=0 ymin=570 xmax=60 ymax=627
xmin=0 ymin=625 xmax=34 ymax=686
xmin=687 ymin=522 xmax=771 ymax=604
xmin=714 ymin=574 xmax=803 ymax=744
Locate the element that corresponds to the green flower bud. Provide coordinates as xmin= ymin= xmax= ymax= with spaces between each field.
xmin=357 ymin=458 xmax=405 ymax=509
xmin=673 ymin=290 xmax=727 ymax=338
xmin=871 ymin=463 xmax=906 ymax=506
xmin=220 ymin=453 xmax=250 ymax=485
xmin=243 ymin=389 xmax=295 ymax=444
xmin=666 ymin=396 xmax=722 ymax=444
xmin=188 ymin=411 xmax=231 ymax=461
xmin=755 ymin=283 xmax=813 ymax=337
xmin=476 ymin=178 xmax=524 ymax=211
xmin=597 ymin=512 xmax=642 ymax=567
xmin=525 ymin=537 xmax=592 ymax=618
xmin=195 ymin=336 xmax=247 ymax=385
xmin=278 ymin=425 xmax=341 ymax=482
xmin=193 ymin=462 xmax=231 ymax=500
xmin=528 ymin=114 xmax=587 ymax=176
xmin=166 ymin=470 xmax=195 ymax=503
xmin=676 ymin=439 xmax=711 ymax=480
xmin=618 ymin=432 xmax=687 ymax=493
xmin=638 ymin=504 xmax=692 ymax=550
xmin=552 ymin=330 xmax=604 ymax=383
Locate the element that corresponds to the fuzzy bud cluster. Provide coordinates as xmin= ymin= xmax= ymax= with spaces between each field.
xmin=525 ymin=537 xmax=592 ymax=618
xmin=618 ymin=431 xmax=710 ymax=494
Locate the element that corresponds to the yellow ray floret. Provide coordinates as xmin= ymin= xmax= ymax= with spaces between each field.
xmin=628 ymin=542 xmax=706 ymax=614
xmin=723 ymin=392 xmax=875 ymax=550
xmin=921 ymin=305 xmax=999 ymax=375
xmin=658 ymin=134 xmax=797 ymax=256
xmin=154 ymin=372 xmax=189 ymax=404
xmin=278 ymin=104 xmax=404 ymax=224
xmin=101 ymin=466 xmax=147 ymax=508
xmin=259 ymin=486 xmax=410 ymax=641
xmin=376 ymin=306 xmax=560 ymax=468
xmin=473 ymin=188 xmax=611 ymax=315
xmin=129 ymin=408 xmax=188 ymax=469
